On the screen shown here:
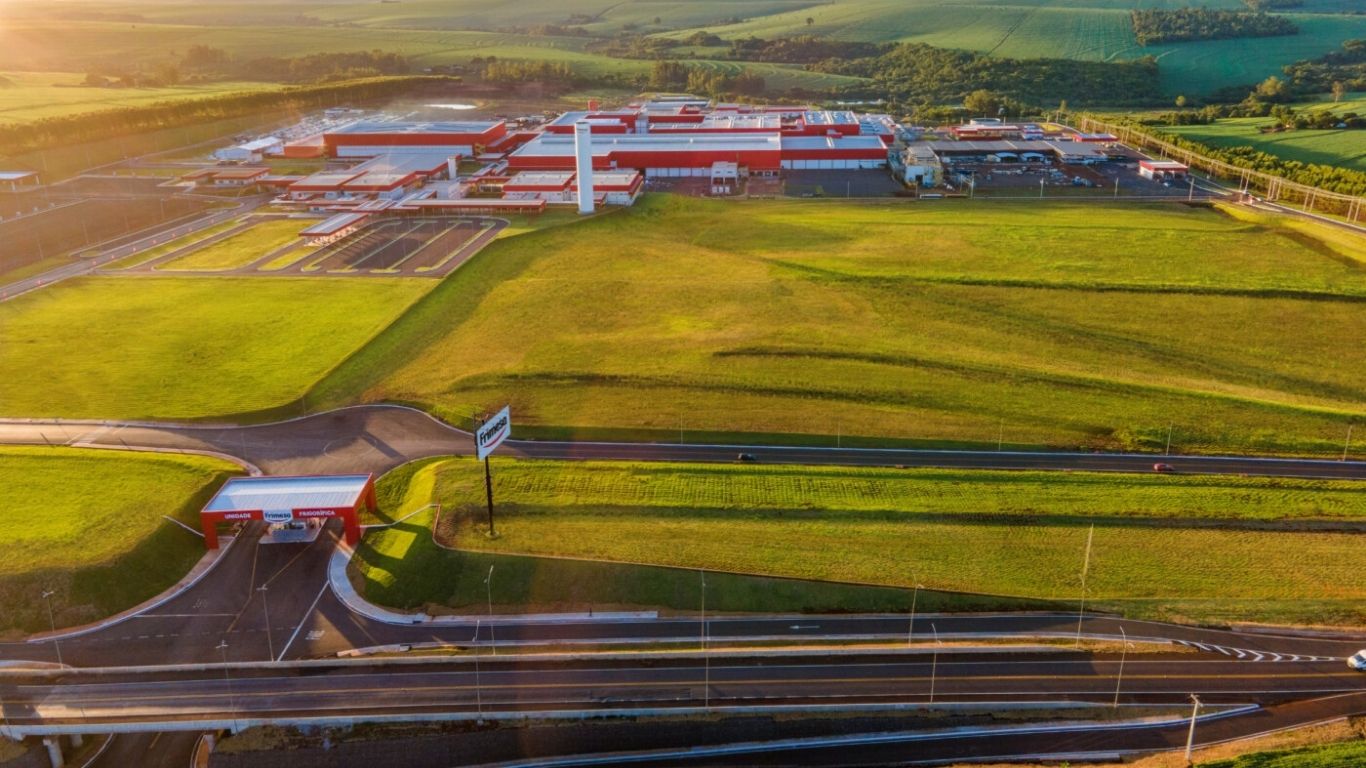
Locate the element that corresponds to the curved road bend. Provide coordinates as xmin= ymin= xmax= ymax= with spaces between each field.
xmin=1 ymin=406 xmax=1364 ymax=479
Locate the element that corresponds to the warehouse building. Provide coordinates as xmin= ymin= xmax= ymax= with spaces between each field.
xmin=214 ymin=137 xmax=283 ymax=163
xmin=1139 ymin=159 xmax=1189 ymax=180
xmin=323 ymin=120 xmax=507 ymax=158
xmin=508 ymin=132 xmax=887 ymax=176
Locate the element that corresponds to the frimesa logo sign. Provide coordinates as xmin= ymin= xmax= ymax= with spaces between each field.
xmin=476 ymin=406 xmax=512 ymax=461
xmin=263 ymin=509 xmax=293 ymax=524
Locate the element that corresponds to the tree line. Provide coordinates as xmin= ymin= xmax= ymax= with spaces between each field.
xmin=0 ymin=76 xmax=453 ymax=157
xmin=1130 ymin=9 xmax=1298 ymax=46
xmin=818 ymin=43 xmax=1164 ymax=107
xmin=648 ymin=61 xmax=766 ymax=98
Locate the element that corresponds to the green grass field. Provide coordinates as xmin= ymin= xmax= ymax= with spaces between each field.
xmin=313 ymin=196 xmax=1366 ymax=457
xmin=1164 ymin=94 xmax=1366 ymax=172
xmin=157 ymin=218 xmax=312 ymax=272
xmin=0 ymin=71 xmax=280 ymax=125
xmin=0 ymin=447 xmax=240 ymax=634
xmin=5 ymin=0 xmax=1362 ymax=99
xmin=0 ymin=276 xmax=431 ymax=420
xmin=351 ymin=456 xmax=1366 ymax=626
xmin=1202 ymin=739 xmax=1366 ymax=768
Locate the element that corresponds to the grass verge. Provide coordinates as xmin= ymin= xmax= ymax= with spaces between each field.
xmin=0 ymin=275 xmax=432 ymax=420
xmin=350 ymin=457 xmax=1366 ymax=626
xmin=0 ymin=446 xmax=241 ymax=634
xmin=156 ymin=218 xmax=311 ymax=271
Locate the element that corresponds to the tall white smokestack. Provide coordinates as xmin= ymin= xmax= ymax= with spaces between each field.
xmin=574 ymin=120 xmax=595 ymax=215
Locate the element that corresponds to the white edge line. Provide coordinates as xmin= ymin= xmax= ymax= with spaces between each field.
xmin=277 ymin=581 xmax=329 ymax=662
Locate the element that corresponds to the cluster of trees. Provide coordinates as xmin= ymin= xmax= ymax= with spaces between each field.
xmin=1243 ymin=0 xmax=1302 ymax=9
xmin=479 ymin=59 xmax=580 ymax=85
xmin=648 ymin=61 xmax=764 ymax=97
xmin=0 ymin=76 xmax=449 ymax=156
xmin=819 ymin=43 xmax=1164 ymax=107
xmin=1283 ymin=38 xmax=1366 ymax=94
xmin=1150 ymin=99 xmax=1363 ymax=130
xmin=1130 ymin=9 xmax=1298 ymax=46
xmin=177 ymin=47 xmax=410 ymax=83
xmin=722 ymin=35 xmax=889 ymax=64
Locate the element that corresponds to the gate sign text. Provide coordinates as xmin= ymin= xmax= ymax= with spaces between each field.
xmin=476 ymin=406 xmax=512 ymax=461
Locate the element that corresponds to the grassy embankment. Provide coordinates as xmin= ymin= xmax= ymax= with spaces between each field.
xmin=157 ymin=219 xmax=313 ymax=271
xmin=1163 ymin=93 xmax=1366 ymax=172
xmin=350 ymin=457 xmax=1366 ymax=626
xmin=313 ymin=195 xmax=1366 ymax=457
xmin=0 ymin=276 xmax=431 ymax=420
xmin=0 ymin=447 xmax=241 ymax=634
xmin=1200 ymin=739 xmax=1366 ymax=767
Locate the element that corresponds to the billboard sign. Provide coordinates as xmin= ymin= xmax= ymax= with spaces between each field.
xmin=476 ymin=406 xmax=511 ymax=461
xmin=263 ymin=509 xmax=293 ymax=524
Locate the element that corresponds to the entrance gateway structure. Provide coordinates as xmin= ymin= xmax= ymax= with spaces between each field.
xmin=199 ymin=474 xmax=376 ymax=548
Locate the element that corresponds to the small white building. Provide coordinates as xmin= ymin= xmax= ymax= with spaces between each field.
xmin=1139 ymin=160 xmax=1189 ymax=181
xmin=214 ymin=137 xmax=284 ymax=163
xmin=0 ymin=170 xmax=40 ymax=192
xmin=902 ymin=144 xmax=939 ymax=188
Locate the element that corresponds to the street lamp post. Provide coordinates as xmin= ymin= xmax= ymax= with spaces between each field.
xmin=484 ymin=565 xmax=496 ymax=656
xmin=700 ymin=570 xmax=709 ymax=711
xmin=1184 ymin=694 xmax=1202 ymax=764
xmin=1112 ymin=626 xmax=1128 ymax=709
xmin=907 ymin=584 xmax=922 ymax=646
xmin=217 ymin=641 xmax=238 ymax=733
xmin=474 ymin=620 xmax=483 ymax=720
xmin=929 ymin=623 xmax=939 ymax=704
xmin=257 ymin=585 xmax=274 ymax=662
xmin=41 ymin=590 xmax=62 ymax=666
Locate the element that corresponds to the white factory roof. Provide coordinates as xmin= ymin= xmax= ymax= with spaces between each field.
xmin=353 ymin=153 xmax=452 ymax=175
xmin=505 ymin=171 xmax=576 ymax=188
xmin=203 ymin=475 xmax=372 ymax=513
xmin=514 ymin=133 xmax=781 ymax=158
xmin=235 ymin=137 xmax=282 ymax=151
xmin=0 ymin=171 xmax=38 ymax=180
xmin=331 ymin=120 xmax=502 ymax=135
xmin=803 ymin=110 xmax=858 ymax=126
xmin=782 ymin=135 xmax=887 ymax=150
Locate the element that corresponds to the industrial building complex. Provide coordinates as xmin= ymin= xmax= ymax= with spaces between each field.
xmin=180 ymin=96 xmax=1194 ymax=251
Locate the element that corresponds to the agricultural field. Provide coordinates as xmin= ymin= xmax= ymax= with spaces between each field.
xmin=0 ymin=71 xmax=280 ymax=125
xmin=157 ymin=218 xmax=312 ymax=271
xmin=5 ymin=0 xmax=1364 ymax=99
xmin=315 ymin=196 xmax=1366 ymax=457
xmin=0 ymin=446 xmax=240 ymax=634
xmin=0 ymin=276 xmax=431 ymax=420
xmin=351 ymin=456 xmax=1366 ymax=626
xmin=1163 ymin=94 xmax=1366 ymax=172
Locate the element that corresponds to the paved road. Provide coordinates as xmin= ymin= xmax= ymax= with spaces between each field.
xmin=3 ymin=406 xmax=1364 ymax=479
xmin=5 ymin=653 xmax=1364 ymax=730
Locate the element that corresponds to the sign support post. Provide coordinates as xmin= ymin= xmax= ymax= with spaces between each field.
xmin=484 ymin=453 xmax=496 ymax=537
xmin=475 ymin=406 xmax=512 ymax=538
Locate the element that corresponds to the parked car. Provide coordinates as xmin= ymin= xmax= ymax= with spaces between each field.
xmin=1153 ymin=463 xmax=1174 ymax=473
xmin=1349 ymin=650 xmax=1366 ymax=671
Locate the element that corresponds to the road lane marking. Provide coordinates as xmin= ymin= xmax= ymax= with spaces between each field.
xmin=277 ymin=582 xmax=329 ymax=663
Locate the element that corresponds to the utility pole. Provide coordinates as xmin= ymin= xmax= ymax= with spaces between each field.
xmin=1112 ymin=625 xmax=1128 ymax=709
xmin=41 ymin=590 xmax=62 ymax=666
xmin=258 ymin=585 xmax=273 ymax=662
xmin=1075 ymin=524 xmax=1094 ymax=646
xmin=997 ymin=420 xmax=1004 ymax=451
xmin=1165 ymin=424 xmax=1174 ymax=456
xmin=1345 ymin=424 xmax=1354 ymax=462
xmin=1184 ymin=694 xmax=1202 ymax=764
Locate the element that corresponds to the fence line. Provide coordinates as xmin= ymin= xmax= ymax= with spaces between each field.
xmin=1076 ymin=115 xmax=1365 ymax=222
